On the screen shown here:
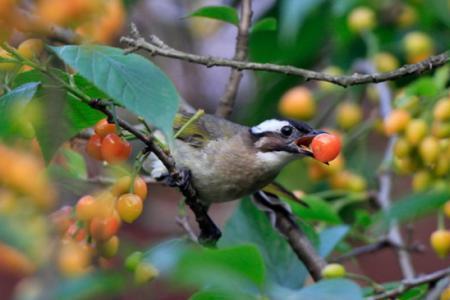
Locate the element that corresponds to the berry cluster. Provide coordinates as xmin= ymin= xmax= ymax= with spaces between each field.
xmin=86 ymin=119 xmax=132 ymax=164
xmin=52 ymin=175 xmax=147 ymax=277
xmin=384 ymin=96 xmax=450 ymax=191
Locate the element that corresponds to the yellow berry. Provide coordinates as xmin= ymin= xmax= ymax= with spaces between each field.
xmin=134 ymin=262 xmax=159 ymax=284
xmin=430 ymin=230 xmax=450 ymax=258
xmin=419 ymin=136 xmax=440 ymax=165
xmin=348 ymin=7 xmax=376 ymax=33
xmin=17 ymin=39 xmax=44 ymax=60
xmin=384 ymin=109 xmax=411 ymax=136
xmin=434 ymin=98 xmax=450 ymax=122
xmin=412 ymin=170 xmax=432 ymax=192
xmin=321 ymin=263 xmax=346 ymax=279
xmin=336 ymin=102 xmax=363 ymax=130
xmin=406 ymin=119 xmax=428 ymax=145
xmin=373 ymin=52 xmax=399 ymax=73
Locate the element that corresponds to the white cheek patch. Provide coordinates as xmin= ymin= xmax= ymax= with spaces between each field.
xmin=256 ymin=151 xmax=294 ymax=168
xmin=251 ymin=119 xmax=291 ymax=135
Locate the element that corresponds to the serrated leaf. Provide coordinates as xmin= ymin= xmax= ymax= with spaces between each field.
xmin=251 ymin=17 xmax=277 ymax=33
xmin=0 ymin=82 xmax=39 ymax=140
xmin=188 ymin=6 xmax=239 ymax=26
xmin=49 ymin=45 xmax=179 ymax=140
xmin=220 ymin=199 xmax=309 ymax=289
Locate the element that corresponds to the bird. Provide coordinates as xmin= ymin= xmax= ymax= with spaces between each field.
xmin=146 ymin=111 xmax=325 ymax=206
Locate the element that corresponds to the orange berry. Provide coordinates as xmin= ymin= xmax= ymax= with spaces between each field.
xmin=0 ymin=242 xmax=36 ymax=276
xmin=430 ymin=229 xmax=450 ymax=258
xmin=17 ymin=39 xmax=44 ymax=59
xmin=336 ymin=102 xmax=363 ymax=130
xmin=111 ymin=176 xmax=148 ymax=200
xmin=58 ymin=241 xmax=91 ymax=277
xmin=310 ymin=134 xmax=342 ymax=163
xmin=116 ymin=193 xmax=143 ymax=223
xmin=75 ymin=195 xmax=97 ymax=221
xmin=89 ymin=211 xmax=120 ymax=241
xmin=86 ymin=134 xmax=103 ymax=160
xmin=101 ymin=133 xmax=131 ymax=164
xmin=383 ymin=109 xmax=411 ymax=135
xmin=278 ymin=86 xmax=316 ymax=120
xmin=94 ymin=118 xmax=116 ymax=138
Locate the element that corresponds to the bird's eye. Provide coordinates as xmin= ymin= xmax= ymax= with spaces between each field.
xmin=281 ymin=126 xmax=293 ymax=136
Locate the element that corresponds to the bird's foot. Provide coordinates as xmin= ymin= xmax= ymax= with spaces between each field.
xmin=198 ymin=222 xmax=222 ymax=248
xmin=159 ymin=168 xmax=192 ymax=189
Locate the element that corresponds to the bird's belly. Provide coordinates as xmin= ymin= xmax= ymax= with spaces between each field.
xmin=172 ymin=141 xmax=278 ymax=204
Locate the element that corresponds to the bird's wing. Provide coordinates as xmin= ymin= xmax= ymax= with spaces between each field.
xmin=262 ymin=182 xmax=308 ymax=207
xmin=173 ymin=111 xmax=247 ymax=148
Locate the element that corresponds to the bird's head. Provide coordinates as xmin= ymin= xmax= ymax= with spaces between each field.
xmin=249 ymin=119 xmax=325 ymax=167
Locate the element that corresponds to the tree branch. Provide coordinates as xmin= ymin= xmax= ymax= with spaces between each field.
xmin=367 ymin=267 xmax=450 ymax=300
xmin=88 ymin=99 xmax=220 ymax=246
xmin=121 ymin=30 xmax=449 ymax=87
xmin=215 ymin=0 xmax=252 ymax=118
xmin=331 ymin=238 xmax=424 ymax=263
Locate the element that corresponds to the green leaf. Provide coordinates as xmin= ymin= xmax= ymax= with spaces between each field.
xmin=251 ymin=18 xmax=277 ymax=33
xmin=49 ymin=45 xmax=179 ymax=140
xmin=190 ymin=289 xmax=258 ymax=300
xmin=60 ymin=148 xmax=87 ymax=180
xmin=220 ymin=199 xmax=309 ymax=289
xmin=291 ymin=195 xmax=342 ymax=224
xmin=433 ymin=65 xmax=449 ymax=91
xmin=318 ymin=225 xmax=349 ymax=258
xmin=0 ymin=82 xmax=39 ymax=140
xmin=188 ymin=6 xmax=238 ymax=26
xmin=175 ymin=245 xmax=266 ymax=289
xmin=65 ymin=94 xmax=104 ymax=135
xmin=291 ymin=279 xmax=363 ymax=300
xmin=379 ymin=188 xmax=450 ymax=227
xmin=51 ymin=272 xmax=126 ymax=300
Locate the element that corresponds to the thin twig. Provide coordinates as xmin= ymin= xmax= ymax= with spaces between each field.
xmin=355 ymin=61 xmax=415 ymax=279
xmin=121 ymin=31 xmax=449 ymax=87
xmin=367 ymin=267 xmax=450 ymax=300
xmin=175 ymin=215 xmax=198 ymax=243
xmin=215 ymin=0 xmax=252 ymax=118
xmin=332 ymin=238 xmax=424 ymax=263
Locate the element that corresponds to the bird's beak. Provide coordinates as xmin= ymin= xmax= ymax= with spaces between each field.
xmin=292 ymin=129 xmax=327 ymax=158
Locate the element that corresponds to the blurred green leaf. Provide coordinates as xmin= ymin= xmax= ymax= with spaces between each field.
xmin=174 ymin=245 xmax=266 ymax=290
xmin=0 ymin=82 xmax=39 ymax=140
xmin=65 ymin=94 xmax=104 ymax=135
xmin=220 ymin=198 xmax=309 ymax=289
xmin=291 ymin=195 xmax=342 ymax=224
xmin=433 ymin=65 xmax=449 ymax=91
xmin=380 ymin=188 xmax=450 ymax=226
xmin=188 ymin=6 xmax=238 ymax=26
xmin=429 ymin=0 xmax=450 ymax=27
xmin=60 ymin=148 xmax=87 ymax=180
xmin=251 ymin=17 xmax=277 ymax=33
xmin=279 ymin=0 xmax=325 ymax=43
xmin=142 ymin=239 xmax=191 ymax=276
xmin=289 ymin=279 xmax=363 ymax=300
xmin=190 ymin=289 xmax=258 ymax=300
xmin=318 ymin=225 xmax=349 ymax=258
xmin=51 ymin=272 xmax=126 ymax=300
xmin=12 ymin=70 xmax=43 ymax=87
xmin=49 ymin=45 xmax=179 ymax=141
xmin=398 ymin=284 xmax=428 ymax=300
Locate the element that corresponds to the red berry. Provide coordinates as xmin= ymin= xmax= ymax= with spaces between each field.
xmin=101 ymin=133 xmax=131 ymax=164
xmin=86 ymin=134 xmax=103 ymax=160
xmin=94 ymin=119 xmax=116 ymax=138
xmin=89 ymin=212 xmax=121 ymax=241
xmin=311 ymin=134 xmax=342 ymax=163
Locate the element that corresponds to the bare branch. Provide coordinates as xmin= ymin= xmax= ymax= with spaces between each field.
xmin=215 ymin=0 xmax=252 ymax=118
xmin=367 ymin=267 xmax=450 ymax=300
xmin=331 ymin=238 xmax=424 ymax=263
xmin=175 ymin=215 xmax=198 ymax=243
xmin=121 ymin=31 xmax=449 ymax=87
